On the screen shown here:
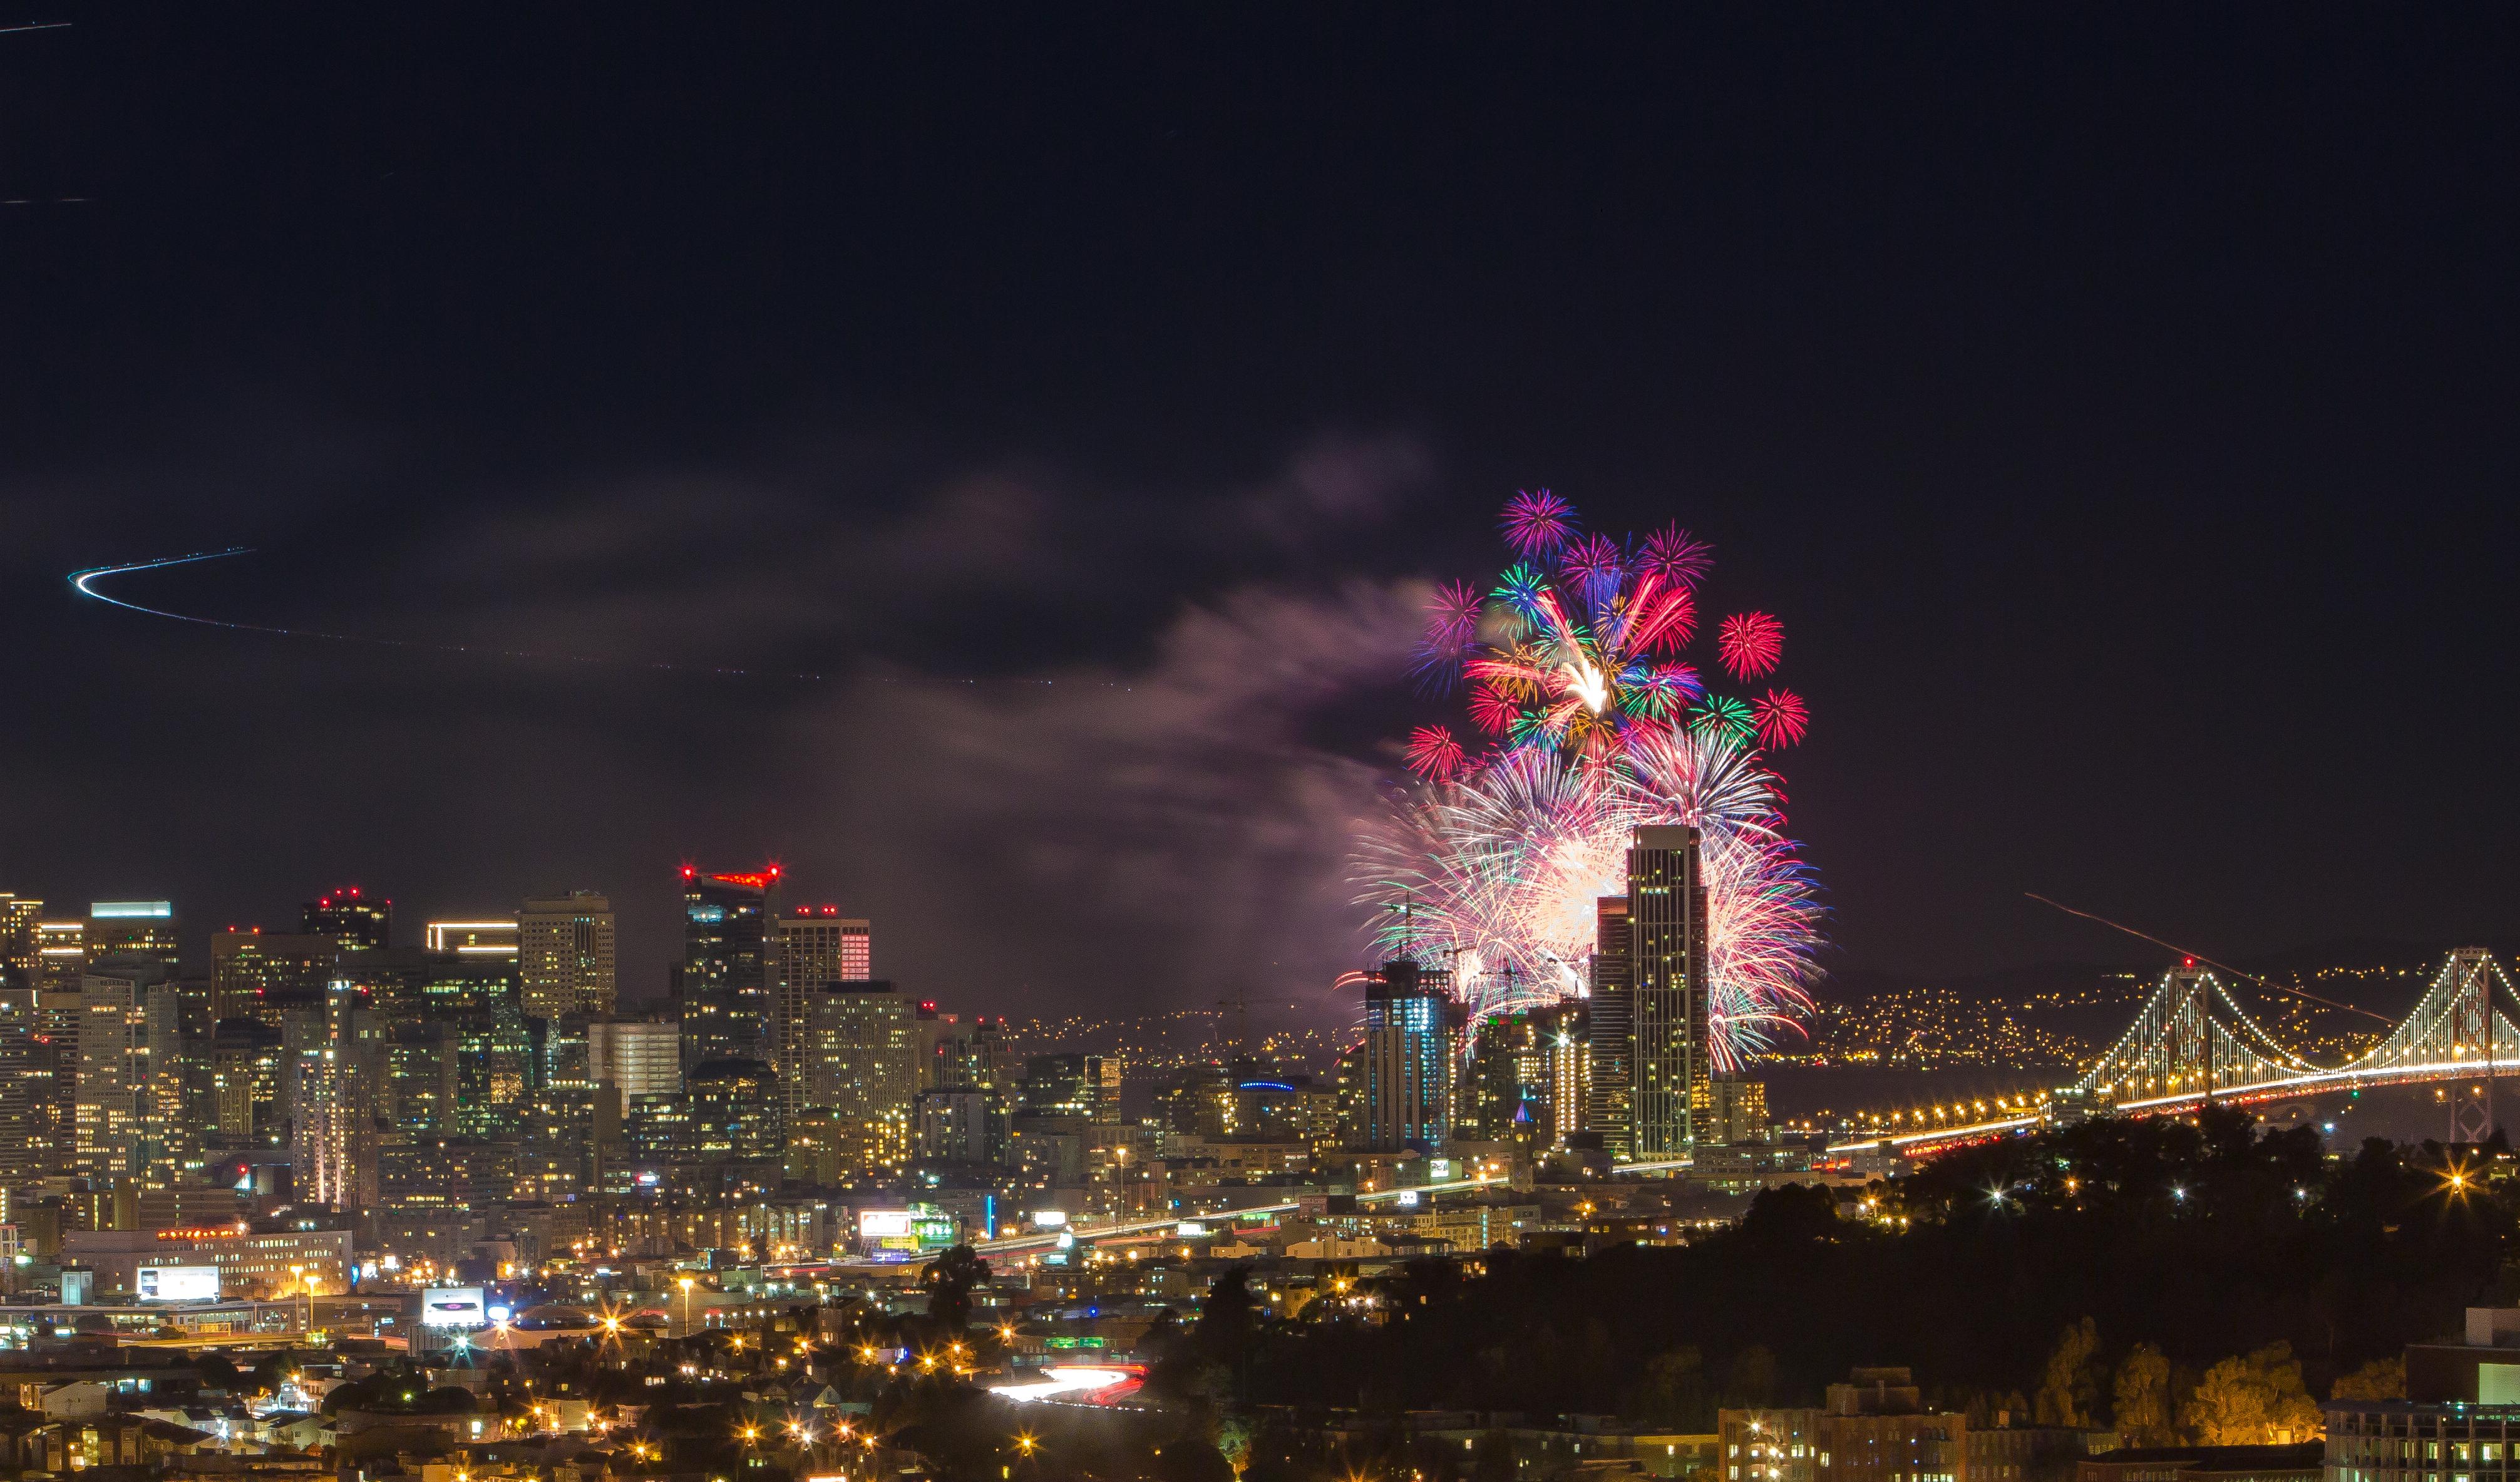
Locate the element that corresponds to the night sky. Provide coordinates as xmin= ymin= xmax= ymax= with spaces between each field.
xmin=3 ymin=11 xmax=2516 ymax=1020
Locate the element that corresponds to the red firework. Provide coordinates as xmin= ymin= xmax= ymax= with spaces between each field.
xmin=1753 ymin=689 xmax=1809 ymax=748
xmin=1500 ymin=489 xmax=1576 ymax=556
xmin=1405 ymin=724 xmax=1469 ymax=780
xmin=1717 ymin=611 xmax=1784 ymax=679
xmin=1467 ymin=684 xmax=1521 ymax=736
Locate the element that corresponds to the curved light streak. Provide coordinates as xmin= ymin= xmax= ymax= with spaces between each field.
xmin=73 ymin=547 xmax=838 ymax=679
xmin=71 ymin=548 xmax=1149 ymax=694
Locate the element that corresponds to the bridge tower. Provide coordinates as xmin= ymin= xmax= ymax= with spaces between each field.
xmin=2158 ymin=966 xmax=2217 ymax=1101
xmin=2444 ymin=947 xmax=2499 ymax=1144
xmin=2077 ymin=960 xmax=2312 ymax=1107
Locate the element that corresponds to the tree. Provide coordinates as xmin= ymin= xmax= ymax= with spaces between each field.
xmin=2112 ymin=1344 xmax=2173 ymax=1446
xmin=1213 ymin=1414 xmax=1256 ymax=1477
xmin=2181 ymin=1343 xmax=2317 ymax=1444
xmin=1725 ymin=1346 xmax=1778 ymax=1407
xmin=1156 ymin=1438 xmax=1237 ymax=1482
xmin=2183 ymin=1356 xmax=2268 ymax=1445
xmin=1190 ymin=1265 xmax=1259 ymax=1372
xmin=2035 ymin=1318 xmax=2101 ymax=1428
xmin=919 ymin=1245 xmax=989 ymax=1331
xmin=2332 ymin=1356 xmax=2405 ymax=1401
xmin=1629 ymin=1347 xmax=1712 ymax=1430
xmin=2250 ymin=1343 xmax=2320 ymax=1442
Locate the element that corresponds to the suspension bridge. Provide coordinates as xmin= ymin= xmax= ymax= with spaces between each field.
xmin=1824 ymin=947 xmax=2520 ymax=1156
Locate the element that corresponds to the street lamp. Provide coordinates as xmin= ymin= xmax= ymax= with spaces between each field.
xmin=679 ymin=1277 xmax=696 ymax=1335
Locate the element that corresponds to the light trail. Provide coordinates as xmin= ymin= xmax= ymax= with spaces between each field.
xmin=1823 ymin=1114 xmax=2041 ymax=1155
xmin=993 ymin=1366 xmax=1140 ymax=1404
xmin=71 ymin=547 xmax=1134 ymax=689
xmin=2025 ymin=892 xmax=2390 ymax=1022
xmin=72 ymin=548 xmax=839 ymax=679
xmin=972 ymin=1174 xmax=1512 ymax=1255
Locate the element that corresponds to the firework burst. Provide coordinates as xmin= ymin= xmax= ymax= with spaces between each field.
xmin=1354 ymin=728 xmax=1821 ymax=1067
xmin=1717 ymin=611 xmax=1784 ymax=679
xmin=1412 ymin=499 xmax=1806 ymax=771
xmin=1367 ymin=493 xmax=1822 ymax=1068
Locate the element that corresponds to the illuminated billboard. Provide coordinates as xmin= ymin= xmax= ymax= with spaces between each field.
xmin=858 ymin=1205 xmax=957 ymax=1262
xmin=135 ymin=1265 xmax=220 ymax=1302
xmin=420 ymin=1287 xmax=489 ymax=1329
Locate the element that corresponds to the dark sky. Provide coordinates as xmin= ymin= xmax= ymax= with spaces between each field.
xmin=3 ymin=9 xmax=2516 ymax=1021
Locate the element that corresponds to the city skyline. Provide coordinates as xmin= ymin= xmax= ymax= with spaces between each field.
xmin=4 ymin=13 xmax=2519 ymax=1022
xmin=5 ymin=15 xmax=2520 ymax=1478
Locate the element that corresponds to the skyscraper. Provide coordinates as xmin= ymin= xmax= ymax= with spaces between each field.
xmin=519 ymin=892 xmax=617 ymax=1020
xmin=302 ymin=887 xmax=391 ymax=952
xmin=676 ymin=867 xmax=778 ymax=1068
xmin=588 ymin=1017 xmax=682 ymax=1099
xmin=1360 ymin=959 xmax=1454 ymax=1151
xmin=682 ymin=1056 xmax=783 ymax=1196
xmin=210 ymin=930 xmax=339 ymax=1024
xmin=75 ymin=960 xmax=182 ymax=1182
xmin=0 ymin=895 xmax=39 ymax=987
xmin=291 ymin=980 xmax=379 ymax=1208
xmin=32 ymin=920 xmax=84 ymax=992
xmin=0 ymin=985 xmax=48 ymax=1180
xmin=208 ymin=1017 xmax=280 ymax=1148
xmin=1628 ymin=825 xmax=1709 ymax=1158
xmin=802 ymin=980 xmax=915 ymax=1176
xmin=86 ymin=902 xmax=180 ymax=970
xmin=1587 ymin=895 xmax=1633 ymax=1160
xmin=770 ymin=907 xmax=872 ymax=1120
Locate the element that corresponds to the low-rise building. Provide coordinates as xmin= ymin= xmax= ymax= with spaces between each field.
xmin=2326 ymin=1306 xmax=2520 ymax=1482
xmin=1720 ymin=1368 xmax=1963 ymax=1482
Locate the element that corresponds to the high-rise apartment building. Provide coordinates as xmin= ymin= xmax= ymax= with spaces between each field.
xmin=1461 ymin=1006 xmax=1573 ymax=1147
xmin=1360 ymin=959 xmax=1454 ymax=1151
xmin=1549 ymin=1004 xmax=1588 ymax=1148
xmin=0 ymin=986 xmax=48 ymax=1180
xmin=208 ymin=1017 xmax=281 ymax=1148
xmin=520 ymin=1016 xmax=605 ymax=1202
xmin=520 ymin=892 xmax=617 ymax=1020
xmin=290 ymin=981 xmax=379 ymax=1208
xmin=802 ymin=982 xmax=915 ymax=1176
xmin=210 ymin=930 xmax=339 ymax=1024
xmin=1628 ymin=825 xmax=1709 ymax=1158
xmin=771 ymin=908 xmax=872 ymax=1118
xmin=676 ymin=867 xmax=777 ymax=1068
xmin=86 ymin=902 xmax=180 ymax=970
xmin=1587 ymin=895 xmax=1633 ymax=1160
xmin=681 ymin=1056 xmax=782 ymax=1196
xmin=75 ymin=962 xmax=183 ymax=1183
xmin=302 ymin=887 xmax=391 ymax=951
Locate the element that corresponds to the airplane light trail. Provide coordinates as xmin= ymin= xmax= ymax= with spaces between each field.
xmin=70 ymin=547 xmax=1131 ymax=691
xmin=2025 ymin=892 xmax=2391 ymax=1023
xmin=72 ymin=547 xmax=833 ymax=678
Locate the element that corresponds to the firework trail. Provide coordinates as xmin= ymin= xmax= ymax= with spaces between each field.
xmin=1354 ymin=726 xmax=1820 ymax=1068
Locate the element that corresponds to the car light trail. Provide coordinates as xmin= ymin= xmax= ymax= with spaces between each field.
xmin=994 ymin=1367 xmax=1138 ymax=1403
